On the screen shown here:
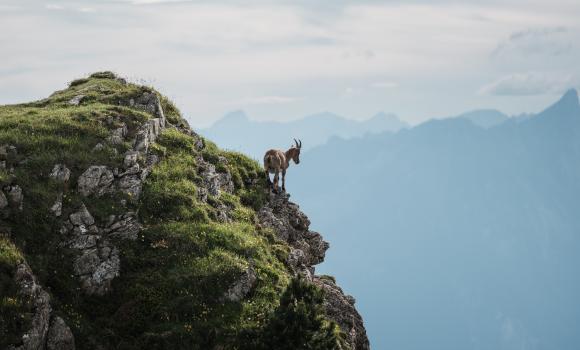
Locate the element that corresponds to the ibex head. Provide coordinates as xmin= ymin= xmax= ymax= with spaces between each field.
xmin=290 ymin=138 xmax=302 ymax=164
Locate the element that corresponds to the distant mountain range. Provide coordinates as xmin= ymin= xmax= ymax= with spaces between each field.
xmin=200 ymin=110 xmax=408 ymax=159
xmin=453 ymin=109 xmax=509 ymax=128
xmin=289 ymin=89 xmax=580 ymax=349
xmin=202 ymin=90 xmax=580 ymax=349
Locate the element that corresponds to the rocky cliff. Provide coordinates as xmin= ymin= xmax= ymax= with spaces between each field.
xmin=0 ymin=72 xmax=368 ymax=350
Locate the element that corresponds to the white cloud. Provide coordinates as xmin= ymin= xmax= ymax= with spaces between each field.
xmin=45 ymin=4 xmax=64 ymax=10
xmin=78 ymin=7 xmax=96 ymax=13
xmin=479 ymin=72 xmax=575 ymax=96
xmin=372 ymin=81 xmax=398 ymax=89
xmin=1 ymin=1 xmax=580 ymax=124
xmin=112 ymin=0 xmax=193 ymax=4
xmin=492 ymin=27 xmax=573 ymax=58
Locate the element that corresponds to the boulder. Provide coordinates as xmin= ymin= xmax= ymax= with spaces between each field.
xmin=46 ymin=316 xmax=75 ymax=350
xmin=49 ymin=164 xmax=71 ymax=183
xmin=129 ymin=92 xmax=165 ymax=120
xmin=117 ymin=174 xmax=142 ymax=200
xmin=77 ymin=166 xmax=114 ymax=197
xmin=6 ymin=185 xmax=23 ymax=210
xmin=69 ymin=204 xmax=95 ymax=226
xmin=50 ymin=193 xmax=63 ymax=217
xmin=223 ymin=266 xmax=257 ymax=302
xmin=133 ymin=118 xmax=164 ymax=152
xmin=107 ymin=124 xmax=128 ymax=145
xmin=123 ymin=151 xmax=139 ymax=168
xmin=68 ymin=95 xmax=85 ymax=106
xmin=104 ymin=213 xmax=140 ymax=240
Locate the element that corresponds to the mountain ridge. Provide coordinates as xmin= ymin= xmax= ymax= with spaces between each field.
xmin=288 ymin=88 xmax=580 ymax=349
xmin=202 ymin=109 xmax=408 ymax=158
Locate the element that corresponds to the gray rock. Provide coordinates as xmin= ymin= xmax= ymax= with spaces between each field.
xmin=117 ymin=174 xmax=142 ymax=200
xmin=69 ymin=234 xmax=99 ymax=250
xmin=0 ymin=144 xmax=17 ymax=160
xmin=107 ymin=124 xmax=128 ymax=145
xmin=257 ymin=193 xmax=329 ymax=269
xmin=49 ymin=164 xmax=71 ymax=183
xmin=13 ymin=263 xmax=52 ymax=350
xmin=123 ymin=151 xmax=139 ymax=168
xmin=77 ymin=166 xmax=114 ymax=197
xmin=47 ymin=316 xmax=75 ymax=350
xmin=7 ymin=185 xmax=23 ymax=210
xmin=0 ymin=190 xmax=8 ymax=209
xmin=74 ymin=249 xmax=101 ymax=275
xmin=104 ymin=213 xmax=140 ymax=240
xmin=50 ymin=193 xmax=63 ymax=217
xmin=131 ymin=92 xmax=166 ymax=120
xmin=196 ymin=187 xmax=208 ymax=203
xmin=198 ymin=158 xmax=235 ymax=197
xmin=223 ymin=266 xmax=257 ymax=302
xmin=63 ymin=204 xmax=139 ymax=295
xmin=133 ymin=118 xmax=164 ymax=152
xmin=68 ymin=94 xmax=85 ymax=106
xmin=287 ymin=248 xmax=307 ymax=269
xmin=69 ymin=204 xmax=95 ymax=226
xmin=313 ymin=276 xmax=370 ymax=350
xmin=92 ymin=143 xmax=105 ymax=152
xmin=76 ymin=244 xmax=120 ymax=296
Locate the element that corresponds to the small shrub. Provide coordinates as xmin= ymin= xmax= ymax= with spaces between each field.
xmin=89 ymin=71 xmax=118 ymax=79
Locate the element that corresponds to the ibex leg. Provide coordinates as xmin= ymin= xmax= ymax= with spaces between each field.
xmin=282 ymin=169 xmax=286 ymax=192
xmin=273 ymin=171 xmax=280 ymax=193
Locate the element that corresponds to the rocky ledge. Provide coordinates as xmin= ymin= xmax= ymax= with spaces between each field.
xmin=259 ymin=193 xmax=370 ymax=350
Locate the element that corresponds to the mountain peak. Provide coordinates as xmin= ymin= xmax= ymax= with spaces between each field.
xmin=559 ymin=88 xmax=579 ymax=106
xmin=223 ymin=110 xmax=249 ymax=121
xmin=536 ymin=88 xmax=580 ymax=120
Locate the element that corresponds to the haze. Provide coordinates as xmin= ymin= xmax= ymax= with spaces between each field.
xmin=1 ymin=0 xmax=580 ymax=126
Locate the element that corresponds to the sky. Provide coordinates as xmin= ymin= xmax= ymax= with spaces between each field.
xmin=1 ymin=0 xmax=579 ymax=127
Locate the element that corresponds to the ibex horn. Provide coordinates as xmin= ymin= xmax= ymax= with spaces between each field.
xmin=299 ymin=139 xmax=302 ymax=148
xmin=294 ymin=138 xmax=299 ymax=148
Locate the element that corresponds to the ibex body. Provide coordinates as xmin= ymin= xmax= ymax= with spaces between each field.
xmin=264 ymin=139 xmax=302 ymax=193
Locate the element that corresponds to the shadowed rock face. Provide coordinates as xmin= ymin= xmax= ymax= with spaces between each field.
xmin=313 ymin=276 xmax=369 ymax=350
xmin=7 ymin=262 xmax=75 ymax=350
xmin=259 ymin=192 xmax=370 ymax=349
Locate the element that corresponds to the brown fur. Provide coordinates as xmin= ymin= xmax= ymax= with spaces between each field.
xmin=263 ymin=139 xmax=301 ymax=192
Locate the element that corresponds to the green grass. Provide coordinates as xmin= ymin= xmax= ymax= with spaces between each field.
xmin=0 ymin=72 xmax=342 ymax=349
xmin=0 ymin=237 xmax=33 ymax=348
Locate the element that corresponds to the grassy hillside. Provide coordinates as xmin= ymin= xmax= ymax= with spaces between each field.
xmin=0 ymin=72 xmax=359 ymax=349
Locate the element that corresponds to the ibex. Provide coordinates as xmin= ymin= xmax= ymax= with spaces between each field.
xmin=263 ymin=139 xmax=302 ymax=193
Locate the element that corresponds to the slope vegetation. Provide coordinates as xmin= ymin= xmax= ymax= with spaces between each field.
xmin=0 ymin=72 xmax=368 ymax=350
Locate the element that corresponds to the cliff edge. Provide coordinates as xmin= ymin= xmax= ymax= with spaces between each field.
xmin=0 ymin=72 xmax=369 ymax=350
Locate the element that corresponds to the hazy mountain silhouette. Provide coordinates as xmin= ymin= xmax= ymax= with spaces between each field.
xmin=287 ymin=89 xmax=580 ymax=349
xmin=201 ymin=110 xmax=408 ymax=159
xmin=455 ymin=109 xmax=509 ymax=128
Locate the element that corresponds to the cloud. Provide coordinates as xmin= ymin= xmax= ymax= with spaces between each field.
xmin=1 ymin=0 xmax=580 ymax=124
xmin=78 ymin=7 xmax=96 ymax=13
xmin=372 ymin=81 xmax=398 ymax=89
xmin=479 ymin=72 xmax=575 ymax=96
xmin=111 ymin=0 xmax=193 ymax=4
xmin=238 ymin=96 xmax=297 ymax=105
xmin=45 ymin=4 xmax=65 ymax=10
xmin=492 ymin=27 xmax=573 ymax=58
